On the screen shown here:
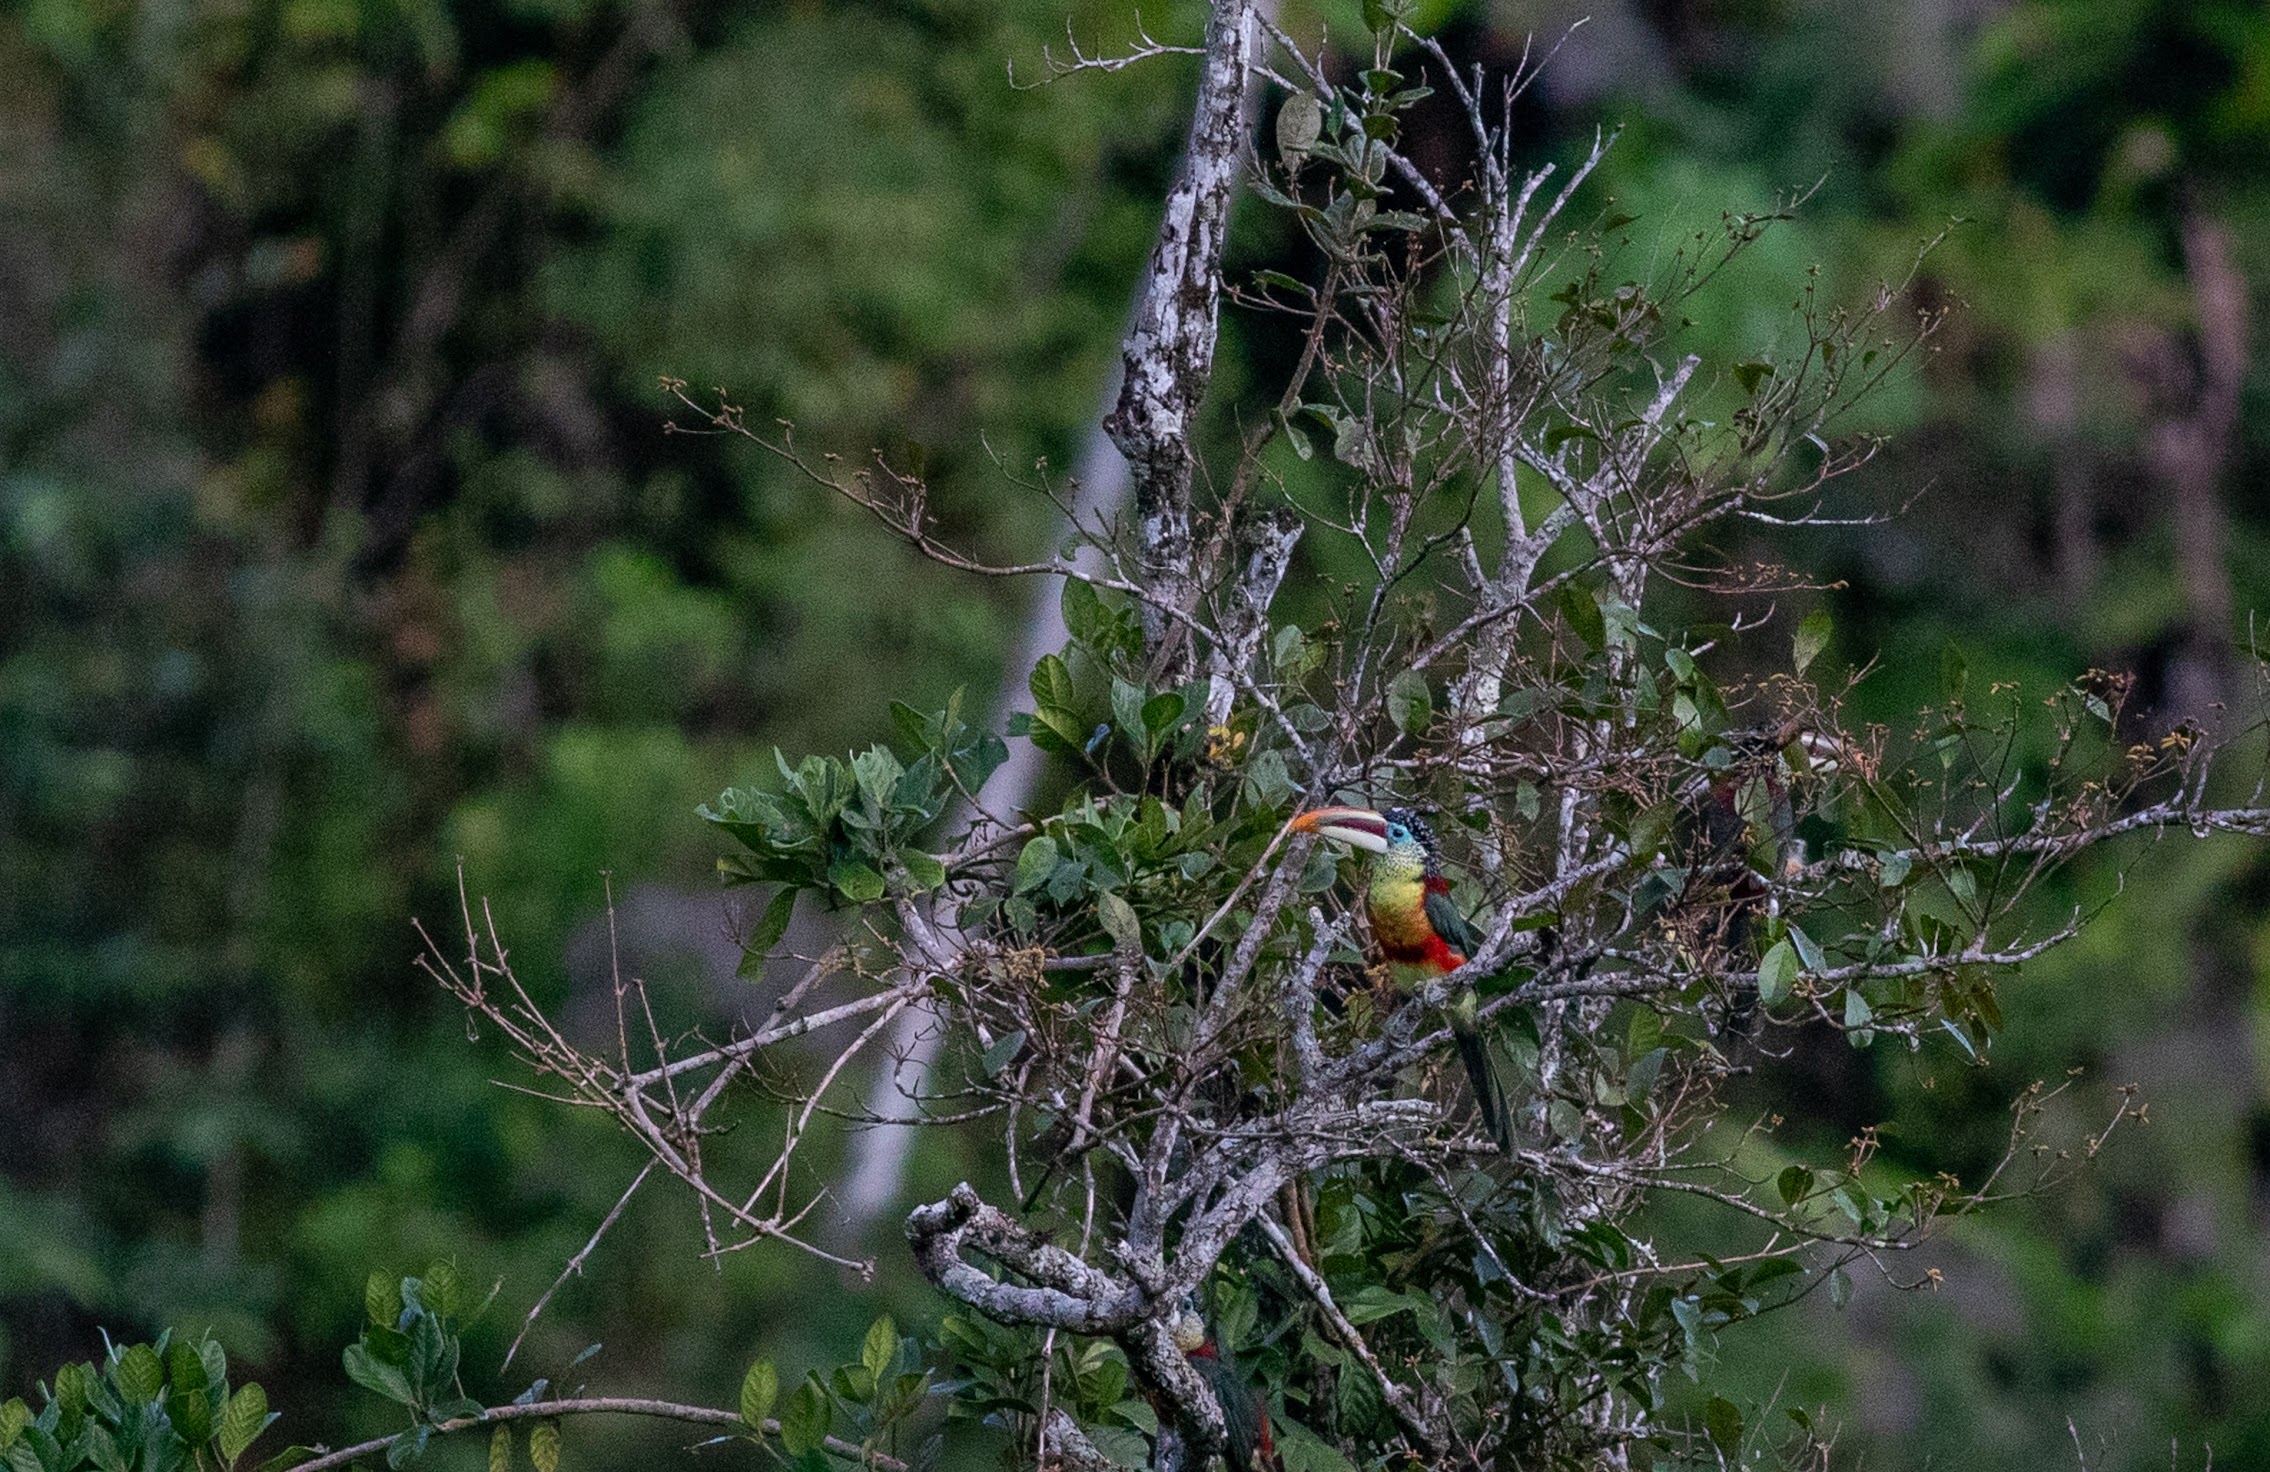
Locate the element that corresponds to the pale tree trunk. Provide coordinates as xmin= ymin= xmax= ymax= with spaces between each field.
xmin=841 ymin=0 xmax=1269 ymax=1227
xmin=2147 ymin=201 xmax=2247 ymax=730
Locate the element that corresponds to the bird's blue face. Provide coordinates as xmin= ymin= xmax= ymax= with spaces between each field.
xmin=1384 ymin=816 xmax=1413 ymax=846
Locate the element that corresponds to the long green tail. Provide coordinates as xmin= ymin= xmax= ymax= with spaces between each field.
xmin=1451 ymin=1011 xmax=1515 ymax=1154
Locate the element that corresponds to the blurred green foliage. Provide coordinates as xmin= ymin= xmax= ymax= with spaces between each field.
xmin=6 ymin=0 xmax=2270 ymax=1466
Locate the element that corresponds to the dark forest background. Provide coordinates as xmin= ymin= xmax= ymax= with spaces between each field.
xmin=6 ymin=0 xmax=2270 ymax=1465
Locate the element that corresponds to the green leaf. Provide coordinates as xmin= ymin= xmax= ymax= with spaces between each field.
xmin=1276 ymin=92 xmax=1322 ymax=160
xmin=218 ymin=1384 xmax=271 ymax=1468
xmin=778 ymin=1381 xmax=829 ymax=1458
xmin=1877 ymin=851 xmax=1912 ymax=887
xmin=1844 ymin=988 xmax=1874 ymax=1032
xmin=422 ymin=1261 xmax=460 ymax=1320
xmin=739 ymin=1360 xmax=777 ymax=1433
xmin=528 ymin=1421 xmax=558 ymax=1472
xmin=1776 ymin=1165 xmax=1813 ymax=1206
xmin=386 ymin=1428 xmax=430 ymax=1471
xmin=1703 ymin=1395 xmax=1744 ymax=1457
xmin=1755 ymin=940 xmax=1797 ymax=1008
xmin=1828 ymin=1265 xmax=1853 ymax=1310
xmin=342 ymin=1344 xmax=416 ymax=1408
xmin=114 ymin=1346 xmax=164 ymax=1406
xmin=1733 ymin=360 xmax=1775 ymax=396
xmin=0 ymin=1400 xmax=27 ymax=1453
xmin=1097 ymin=893 xmax=1140 ymax=949
xmin=1359 ymin=0 xmax=1410 ymax=31
xmin=52 ymin=1359 xmax=89 ymax=1415
xmin=1559 ymin=584 xmax=1606 ymax=652
xmin=1140 ymin=691 xmax=1185 ymax=737
xmin=1385 ymin=669 xmax=1432 ymax=735
xmin=168 ymin=1342 xmax=214 ymax=1448
xmin=1012 ymin=836 xmax=1059 ymax=895
xmin=1110 ymin=679 xmax=1147 ymax=750
xmin=1029 ymin=654 xmax=1077 ymax=719
xmin=981 ymin=1030 xmax=1027 ymax=1078
xmin=489 ymin=1426 xmax=512 ymax=1472
xmin=826 ymin=858 xmax=885 ymax=904
xmin=1059 ymin=580 xmax=1106 ymax=651
xmin=1241 ymin=749 xmax=1294 ymax=810
xmin=898 ymin=851 xmax=947 ymax=893
xmin=744 ymin=887 xmax=797 ymax=968
xmin=1793 ymin=607 xmax=1831 ymax=675
xmin=1341 ymin=1286 xmax=1428 ymax=1324
xmin=86 ymin=1425 xmax=126 ymax=1472
xmin=1940 ymin=642 xmax=1968 ymax=703
xmin=861 ymin=1317 xmax=896 ymax=1383
xmin=1625 ymin=1047 xmax=1665 ymax=1106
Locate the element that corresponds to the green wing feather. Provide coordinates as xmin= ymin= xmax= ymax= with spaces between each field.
xmin=1423 ymin=886 xmax=1486 ymax=959
xmin=1423 ymin=887 xmax=1515 ymax=1151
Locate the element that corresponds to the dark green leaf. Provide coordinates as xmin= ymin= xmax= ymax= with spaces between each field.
xmin=1828 ymin=1266 xmax=1853 ymax=1310
xmin=826 ymin=858 xmax=884 ymax=904
xmin=778 ymin=1382 xmax=829 ymax=1458
xmin=1625 ymin=1047 xmax=1665 ymax=1106
xmin=489 ymin=1426 xmax=511 ymax=1472
xmin=1385 ymin=669 xmax=1431 ymax=735
xmin=981 ymin=1030 xmax=1027 ymax=1078
xmin=1012 ymin=837 xmax=1059 ymax=895
xmin=1703 ymin=1395 xmax=1743 ymax=1456
xmin=114 ymin=1347 xmax=164 ymax=1407
xmin=1776 ymin=1166 xmax=1813 ymax=1206
xmin=1242 ymin=750 xmax=1294 ymax=810
xmin=167 ymin=1344 xmax=213 ymax=1448
xmin=1733 ymin=360 xmax=1775 ymax=396
xmin=745 ymin=887 xmax=797 ymax=967
xmin=341 ymin=1345 xmax=416 ymax=1408
xmin=1559 ymin=584 xmax=1606 ymax=652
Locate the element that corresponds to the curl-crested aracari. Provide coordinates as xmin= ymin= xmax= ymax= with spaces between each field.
xmin=1171 ymin=1307 xmax=1281 ymax=1472
xmin=1291 ymin=804 xmax=1514 ymax=1152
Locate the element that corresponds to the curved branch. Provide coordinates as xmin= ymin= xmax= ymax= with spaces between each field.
xmin=287 ymin=1397 xmax=902 ymax=1472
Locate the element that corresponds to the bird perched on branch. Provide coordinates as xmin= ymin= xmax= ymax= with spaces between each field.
xmin=1684 ymin=726 xmax=1846 ymax=1031
xmin=1291 ymin=804 xmax=1514 ymax=1152
xmin=1171 ymin=1306 xmax=1280 ymax=1472
xmin=1690 ymin=725 xmax=1848 ymax=946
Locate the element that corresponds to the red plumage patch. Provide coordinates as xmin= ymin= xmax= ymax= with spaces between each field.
xmin=1379 ymin=930 xmax=1465 ymax=974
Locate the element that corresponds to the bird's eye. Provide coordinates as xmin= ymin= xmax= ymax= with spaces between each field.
xmin=1387 ymin=823 xmax=1407 ymax=842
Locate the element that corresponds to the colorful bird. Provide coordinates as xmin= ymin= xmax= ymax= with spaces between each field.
xmin=1290 ymin=804 xmax=1514 ymax=1152
xmin=1171 ymin=1307 xmax=1280 ymax=1472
